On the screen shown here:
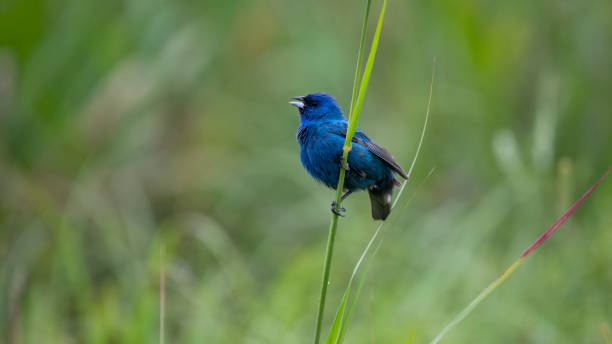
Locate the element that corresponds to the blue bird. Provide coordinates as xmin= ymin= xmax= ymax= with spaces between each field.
xmin=290 ymin=92 xmax=408 ymax=220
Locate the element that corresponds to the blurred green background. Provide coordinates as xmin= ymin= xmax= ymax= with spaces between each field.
xmin=1 ymin=0 xmax=611 ymax=343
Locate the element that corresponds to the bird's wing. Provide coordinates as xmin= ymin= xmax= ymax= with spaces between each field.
xmin=352 ymin=132 xmax=409 ymax=179
xmin=330 ymin=122 xmax=409 ymax=180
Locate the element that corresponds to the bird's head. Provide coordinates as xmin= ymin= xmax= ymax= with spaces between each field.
xmin=290 ymin=92 xmax=345 ymax=123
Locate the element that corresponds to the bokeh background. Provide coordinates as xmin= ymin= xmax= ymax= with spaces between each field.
xmin=1 ymin=0 xmax=611 ymax=343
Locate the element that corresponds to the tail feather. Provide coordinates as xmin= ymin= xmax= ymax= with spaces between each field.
xmin=368 ymin=185 xmax=393 ymax=220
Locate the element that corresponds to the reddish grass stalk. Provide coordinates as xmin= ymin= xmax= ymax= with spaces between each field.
xmin=430 ymin=167 xmax=612 ymax=344
xmin=520 ymin=167 xmax=611 ymax=259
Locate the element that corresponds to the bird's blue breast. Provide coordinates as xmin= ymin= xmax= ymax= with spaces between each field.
xmin=297 ymin=120 xmax=393 ymax=191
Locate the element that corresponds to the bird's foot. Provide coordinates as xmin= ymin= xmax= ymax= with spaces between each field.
xmin=331 ymin=202 xmax=346 ymax=217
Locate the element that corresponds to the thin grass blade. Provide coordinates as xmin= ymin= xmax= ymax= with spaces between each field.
xmin=348 ymin=0 xmax=372 ymax=119
xmin=344 ymin=0 xmax=387 ymax=154
xmin=325 ymin=291 xmax=350 ymax=344
xmin=327 ymin=58 xmax=436 ymax=344
xmin=429 ymin=167 xmax=612 ymax=344
xmin=336 ymin=168 xmax=435 ymax=344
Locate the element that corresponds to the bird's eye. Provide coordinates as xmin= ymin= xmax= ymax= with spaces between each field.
xmin=311 ymin=101 xmax=319 ymax=107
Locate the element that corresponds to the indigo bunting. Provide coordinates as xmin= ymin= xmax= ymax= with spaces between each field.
xmin=290 ymin=92 xmax=408 ymax=220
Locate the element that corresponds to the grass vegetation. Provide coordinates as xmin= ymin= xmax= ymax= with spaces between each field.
xmin=1 ymin=0 xmax=611 ymax=343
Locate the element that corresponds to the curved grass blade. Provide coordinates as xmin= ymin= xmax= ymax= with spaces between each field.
xmin=335 ymin=168 xmax=435 ymax=344
xmin=429 ymin=167 xmax=612 ymax=344
xmin=326 ymin=58 xmax=436 ymax=344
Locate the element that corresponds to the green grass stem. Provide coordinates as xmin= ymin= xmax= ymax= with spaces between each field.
xmin=328 ymin=59 xmax=436 ymax=344
xmin=313 ymin=1 xmax=386 ymax=343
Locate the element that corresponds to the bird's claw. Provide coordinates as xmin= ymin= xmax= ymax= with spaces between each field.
xmin=331 ymin=202 xmax=346 ymax=217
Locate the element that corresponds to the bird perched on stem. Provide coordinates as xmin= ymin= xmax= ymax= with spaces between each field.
xmin=290 ymin=92 xmax=408 ymax=220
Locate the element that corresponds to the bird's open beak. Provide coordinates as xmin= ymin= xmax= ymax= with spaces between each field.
xmin=289 ymin=96 xmax=305 ymax=109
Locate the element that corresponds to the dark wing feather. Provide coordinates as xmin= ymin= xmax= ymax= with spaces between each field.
xmin=329 ymin=122 xmax=409 ymax=180
xmin=352 ymin=135 xmax=409 ymax=179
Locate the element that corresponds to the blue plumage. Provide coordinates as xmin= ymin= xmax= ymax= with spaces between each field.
xmin=290 ymin=92 xmax=408 ymax=220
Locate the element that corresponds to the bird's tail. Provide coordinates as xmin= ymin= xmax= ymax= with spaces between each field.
xmin=367 ymin=180 xmax=395 ymax=220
